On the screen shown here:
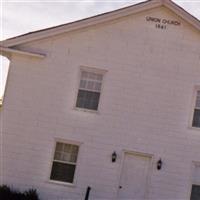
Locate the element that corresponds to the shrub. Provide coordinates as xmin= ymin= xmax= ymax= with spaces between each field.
xmin=24 ymin=189 xmax=39 ymax=200
xmin=0 ymin=185 xmax=40 ymax=200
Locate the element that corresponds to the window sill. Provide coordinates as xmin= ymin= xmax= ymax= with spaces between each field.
xmin=73 ymin=107 xmax=99 ymax=114
xmin=47 ymin=180 xmax=76 ymax=187
xmin=188 ymin=126 xmax=200 ymax=132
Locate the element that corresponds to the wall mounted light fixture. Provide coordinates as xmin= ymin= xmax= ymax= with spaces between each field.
xmin=112 ymin=151 xmax=117 ymax=162
xmin=157 ymin=158 xmax=162 ymax=170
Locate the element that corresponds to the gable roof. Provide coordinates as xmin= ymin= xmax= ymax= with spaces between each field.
xmin=0 ymin=0 xmax=199 ymax=48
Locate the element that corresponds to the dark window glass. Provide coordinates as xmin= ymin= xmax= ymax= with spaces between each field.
xmin=50 ymin=162 xmax=76 ymax=183
xmin=76 ymin=90 xmax=100 ymax=110
xmin=190 ymin=185 xmax=200 ymax=200
xmin=192 ymin=109 xmax=200 ymax=128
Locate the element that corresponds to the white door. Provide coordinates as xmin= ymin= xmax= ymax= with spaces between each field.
xmin=118 ymin=152 xmax=151 ymax=200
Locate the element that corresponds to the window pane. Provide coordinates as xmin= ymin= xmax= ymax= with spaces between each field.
xmin=71 ymin=145 xmax=79 ymax=154
xmin=94 ymin=82 xmax=102 ymax=92
xmin=70 ymin=153 xmax=78 ymax=163
xmin=55 ymin=142 xmax=63 ymax=151
xmin=54 ymin=152 xmax=62 ymax=160
xmin=80 ymin=71 xmax=103 ymax=90
xmin=192 ymin=109 xmax=200 ymax=128
xmin=88 ymin=72 xmax=97 ymax=80
xmin=54 ymin=143 xmax=79 ymax=162
xmin=96 ymin=74 xmax=103 ymax=81
xmin=193 ymin=165 xmax=200 ymax=185
xmin=78 ymin=70 xmax=103 ymax=110
xmin=76 ymin=90 xmax=100 ymax=110
xmin=81 ymin=71 xmax=89 ymax=79
xmin=80 ymin=79 xmax=101 ymax=92
xmin=190 ymin=185 xmax=200 ymax=200
xmin=62 ymin=153 xmax=71 ymax=162
xmin=50 ymin=162 xmax=76 ymax=183
xmin=64 ymin=144 xmax=71 ymax=153
xmin=196 ymin=91 xmax=200 ymax=108
xmin=87 ymin=81 xmax=95 ymax=90
xmin=80 ymin=80 xmax=87 ymax=89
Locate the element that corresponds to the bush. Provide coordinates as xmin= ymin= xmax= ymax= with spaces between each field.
xmin=0 ymin=185 xmax=40 ymax=200
xmin=24 ymin=189 xmax=39 ymax=200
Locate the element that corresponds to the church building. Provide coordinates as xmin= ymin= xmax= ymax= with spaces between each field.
xmin=0 ymin=0 xmax=200 ymax=199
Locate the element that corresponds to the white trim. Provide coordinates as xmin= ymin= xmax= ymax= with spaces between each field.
xmin=47 ymin=180 xmax=75 ymax=187
xmin=122 ymin=149 xmax=154 ymax=158
xmin=53 ymin=160 xmax=76 ymax=165
xmin=80 ymin=66 xmax=107 ymax=74
xmin=0 ymin=46 xmax=46 ymax=58
xmin=73 ymin=107 xmax=99 ymax=114
xmin=189 ymin=127 xmax=200 ymax=132
xmin=54 ymin=138 xmax=83 ymax=146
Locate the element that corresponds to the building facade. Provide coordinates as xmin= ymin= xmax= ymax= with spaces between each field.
xmin=0 ymin=0 xmax=200 ymax=199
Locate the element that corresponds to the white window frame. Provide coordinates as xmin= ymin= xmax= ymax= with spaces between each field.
xmin=190 ymin=86 xmax=200 ymax=130
xmin=48 ymin=139 xmax=82 ymax=186
xmin=189 ymin=162 xmax=200 ymax=200
xmin=74 ymin=66 xmax=107 ymax=113
xmin=193 ymin=162 xmax=200 ymax=186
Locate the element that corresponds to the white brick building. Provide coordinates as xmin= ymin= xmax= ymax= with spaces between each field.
xmin=0 ymin=0 xmax=200 ymax=199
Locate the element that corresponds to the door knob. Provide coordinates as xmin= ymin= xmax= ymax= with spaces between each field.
xmin=119 ymin=186 xmax=122 ymax=189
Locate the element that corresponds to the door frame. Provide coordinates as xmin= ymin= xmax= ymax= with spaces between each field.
xmin=117 ymin=149 xmax=154 ymax=199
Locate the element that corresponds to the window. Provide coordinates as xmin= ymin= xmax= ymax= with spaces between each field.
xmin=76 ymin=70 xmax=103 ymax=111
xmin=190 ymin=163 xmax=200 ymax=200
xmin=50 ymin=142 xmax=79 ymax=183
xmin=192 ymin=90 xmax=200 ymax=128
xmin=190 ymin=185 xmax=200 ymax=200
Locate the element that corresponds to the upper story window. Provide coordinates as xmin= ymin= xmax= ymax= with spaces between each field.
xmin=192 ymin=90 xmax=200 ymax=128
xmin=76 ymin=69 xmax=104 ymax=111
xmin=50 ymin=142 xmax=79 ymax=184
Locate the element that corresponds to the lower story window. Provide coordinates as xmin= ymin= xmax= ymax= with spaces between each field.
xmin=190 ymin=163 xmax=200 ymax=200
xmin=50 ymin=142 xmax=79 ymax=183
xmin=192 ymin=90 xmax=200 ymax=128
xmin=190 ymin=185 xmax=200 ymax=200
xmin=192 ymin=109 xmax=200 ymax=128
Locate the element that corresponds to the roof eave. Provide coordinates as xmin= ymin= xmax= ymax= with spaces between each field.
xmin=0 ymin=0 xmax=199 ymax=48
xmin=164 ymin=0 xmax=200 ymax=31
xmin=0 ymin=0 xmax=162 ymax=47
xmin=0 ymin=46 xmax=46 ymax=58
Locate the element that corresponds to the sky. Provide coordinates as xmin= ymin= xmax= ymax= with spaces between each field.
xmin=0 ymin=0 xmax=200 ymax=97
